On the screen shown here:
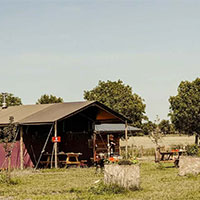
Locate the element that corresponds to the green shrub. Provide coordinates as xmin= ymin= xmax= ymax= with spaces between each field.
xmin=0 ymin=173 xmax=7 ymax=184
xmin=170 ymin=144 xmax=184 ymax=150
xmin=118 ymin=159 xmax=133 ymax=165
xmin=133 ymin=132 xmax=144 ymax=136
xmin=118 ymin=158 xmax=139 ymax=165
xmin=89 ymin=182 xmax=127 ymax=195
xmin=0 ymin=173 xmax=21 ymax=185
xmin=186 ymin=144 xmax=200 ymax=156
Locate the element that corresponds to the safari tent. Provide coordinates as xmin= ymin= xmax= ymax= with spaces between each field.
xmin=0 ymin=101 xmax=132 ymax=169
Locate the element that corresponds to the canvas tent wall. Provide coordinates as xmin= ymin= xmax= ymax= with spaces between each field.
xmin=0 ymin=101 xmax=131 ymax=169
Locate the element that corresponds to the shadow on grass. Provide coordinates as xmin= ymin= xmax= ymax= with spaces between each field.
xmin=185 ymin=173 xmax=200 ymax=180
xmin=156 ymin=163 xmax=175 ymax=170
xmin=165 ymin=165 xmax=175 ymax=169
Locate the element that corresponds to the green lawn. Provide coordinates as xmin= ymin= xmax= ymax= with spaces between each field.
xmin=0 ymin=161 xmax=200 ymax=200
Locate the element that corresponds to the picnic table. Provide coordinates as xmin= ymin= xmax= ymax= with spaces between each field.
xmin=61 ymin=152 xmax=82 ymax=167
xmin=40 ymin=152 xmax=83 ymax=168
xmin=156 ymin=149 xmax=186 ymax=167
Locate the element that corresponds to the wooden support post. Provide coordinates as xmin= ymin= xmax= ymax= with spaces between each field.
xmin=20 ymin=126 xmax=24 ymax=170
xmin=195 ymin=133 xmax=199 ymax=145
xmin=54 ymin=121 xmax=58 ymax=168
xmin=93 ymin=132 xmax=96 ymax=161
xmin=125 ymin=121 xmax=128 ymax=159
xmin=119 ymin=136 xmax=121 ymax=156
xmin=107 ymin=134 xmax=110 ymax=158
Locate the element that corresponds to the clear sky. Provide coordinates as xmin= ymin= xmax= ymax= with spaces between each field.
xmin=0 ymin=0 xmax=199 ymax=121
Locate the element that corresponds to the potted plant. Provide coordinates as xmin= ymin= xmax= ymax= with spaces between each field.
xmin=104 ymin=157 xmax=140 ymax=190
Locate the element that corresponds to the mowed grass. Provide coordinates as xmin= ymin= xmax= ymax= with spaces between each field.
xmin=0 ymin=161 xmax=200 ymax=200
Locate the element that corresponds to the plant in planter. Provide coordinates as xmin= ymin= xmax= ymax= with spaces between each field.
xmin=104 ymin=157 xmax=140 ymax=190
xmin=118 ymin=157 xmax=139 ymax=165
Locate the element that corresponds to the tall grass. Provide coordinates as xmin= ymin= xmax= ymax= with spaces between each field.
xmin=121 ymin=145 xmax=155 ymax=158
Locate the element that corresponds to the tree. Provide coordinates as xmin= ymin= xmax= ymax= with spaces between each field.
xmin=158 ymin=119 xmax=174 ymax=135
xmin=142 ymin=120 xmax=157 ymax=135
xmin=169 ymin=78 xmax=200 ymax=144
xmin=149 ymin=124 xmax=163 ymax=147
xmin=84 ymin=80 xmax=146 ymax=126
xmin=0 ymin=116 xmax=17 ymax=183
xmin=36 ymin=94 xmax=64 ymax=104
xmin=0 ymin=93 xmax=22 ymax=107
xmin=146 ymin=117 xmax=164 ymax=162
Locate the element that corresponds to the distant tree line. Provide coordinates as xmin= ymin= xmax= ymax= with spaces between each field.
xmin=0 ymin=93 xmax=63 ymax=106
xmin=36 ymin=94 xmax=63 ymax=104
xmin=1 ymin=77 xmax=200 ymax=143
xmin=0 ymin=93 xmax=22 ymax=107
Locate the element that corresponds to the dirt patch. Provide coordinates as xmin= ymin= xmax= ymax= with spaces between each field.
xmin=11 ymin=169 xmax=34 ymax=177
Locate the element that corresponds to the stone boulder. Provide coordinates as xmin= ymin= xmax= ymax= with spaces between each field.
xmin=179 ymin=156 xmax=200 ymax=176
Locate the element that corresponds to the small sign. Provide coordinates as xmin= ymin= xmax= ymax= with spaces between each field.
xmin=52 ymin=136 xmax=61 ymax=143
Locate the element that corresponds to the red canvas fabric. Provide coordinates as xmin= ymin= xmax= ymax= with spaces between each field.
xmin=0 ymin=141 xmax=33 ymax=169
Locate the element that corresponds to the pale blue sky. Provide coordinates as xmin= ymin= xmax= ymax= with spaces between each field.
xmin=0 ymin=0 xmax=199 ymax=121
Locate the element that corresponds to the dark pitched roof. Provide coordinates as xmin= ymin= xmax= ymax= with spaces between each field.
xmin=0 ymin=101 xmax=131 ymax=125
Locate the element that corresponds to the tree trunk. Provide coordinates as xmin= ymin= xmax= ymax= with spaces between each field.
xmin=7 ymin=155 xmax=11 ymax=183
xmin=195 ymin=134 xmax=199 ymax=145
xmin=155 ymin=146 xmax=161 ymax=162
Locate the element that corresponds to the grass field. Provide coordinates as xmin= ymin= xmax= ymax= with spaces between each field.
xmin=121 ymin=135 xmax=195 ymax=149
xmin=0 ymin=161 xmax=200 ymax=200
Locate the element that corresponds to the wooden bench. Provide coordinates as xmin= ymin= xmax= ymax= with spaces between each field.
xmin=80 ymin=160 xmax=87 ymax=168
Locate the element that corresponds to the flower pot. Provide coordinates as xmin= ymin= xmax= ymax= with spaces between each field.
xmin=104 ymin=164 xmax=140 ymax=190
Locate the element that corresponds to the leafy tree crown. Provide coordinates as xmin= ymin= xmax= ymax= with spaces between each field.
xmin=36 ymin=94 xmax=64 ymax=104
xmin=158 ymin=119 xmax=174 ymax=135
xmin=84 ymin=80 xmax=146 ymax=126
xmin=0 ymin=93 xmax=22 ymax=107
xmin=0 ymin=116 xmax=17 ymax=144
xmin=169 ymin=77 xmax=200 ymax=135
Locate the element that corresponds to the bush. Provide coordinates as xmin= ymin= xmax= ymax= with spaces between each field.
xmin=0 ymin=173 xmax=21 ymax=185
xmin=89 ymin=181 xmax=127 ymax=195
xmin=118 ymin=158 xmax=139 ymax=165
xmin=0 ymin=173 xmax=7 ymax=183
xmin=133 ymin=132 xmax=144 ymax=136
xmin=118 ymin=159 xmax=133 ymax=165
xmin=170 ymin=144 xmax=184 ymax=150
xmin=186 ymin=144 xmax=200 ymax=156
